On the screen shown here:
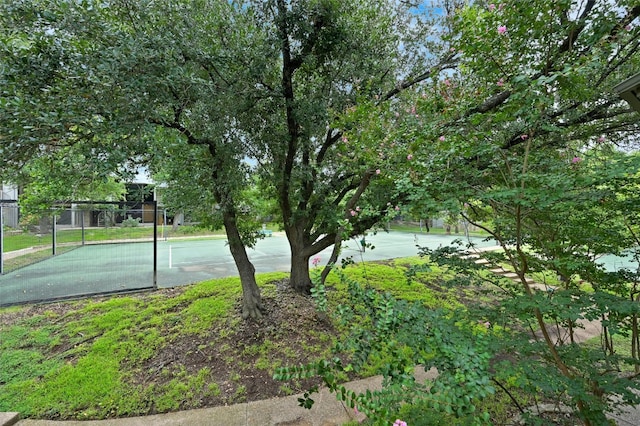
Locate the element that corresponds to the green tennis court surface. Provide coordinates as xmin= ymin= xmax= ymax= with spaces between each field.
xmin=1 ymin=232 xmax=635 ymax=306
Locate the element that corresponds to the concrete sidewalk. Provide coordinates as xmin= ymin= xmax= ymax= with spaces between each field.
xmin=4 ymin=367 xmax=640 ymax=425
xmin=0 ymin=373 xmax=402 ymax=426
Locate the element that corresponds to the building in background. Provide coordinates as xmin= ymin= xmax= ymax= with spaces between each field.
xmin=0 ymin=183 xmax=19 ymax=228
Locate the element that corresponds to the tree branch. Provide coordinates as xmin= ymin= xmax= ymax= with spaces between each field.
xmin=468 ymin=90 xmax=512 ymax=116
xmin=148 ymin=116 xmax=203 ymax=146
xmin=316 ymin=129 xmax=341 ymax=166
xmin=289 ymin=4 xmax=330 ymax=70
xmin=276 ymin=0 xmax=299 ymax=225
xmin=555 ymin=0 xmax=595 ymax=56
xmin=382 ymin=52 xmax=458 ymax=101
xmin=331 ymin=176 xmax=359 ymax=207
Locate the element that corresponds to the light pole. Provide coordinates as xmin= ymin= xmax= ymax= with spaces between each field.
xmin=613 ymin=72 xmax=640 ymax=113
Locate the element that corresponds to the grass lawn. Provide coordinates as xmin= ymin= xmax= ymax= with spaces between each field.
xmin=1 ymin=225 xmax=232 ymax=273
xmin=386 ymin=221 xmax=489 ymax=237
xmin=0 ymin=258 xmax=466 ymax=419
xmin=2 ymin=225 xmax=227 ymax=253
xmin=0 ymin=255 xmax=601 ymax=424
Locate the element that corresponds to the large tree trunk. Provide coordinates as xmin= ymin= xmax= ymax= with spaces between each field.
xmin=290 ymin=249 xmax=312 ymax=294
xmin=222 ymin=210 xmax=263 ymax=319
xmin=286 ymin=222 xmax=313 ymax=294
xmin=171 ymin=212 xmax=184 ymax=231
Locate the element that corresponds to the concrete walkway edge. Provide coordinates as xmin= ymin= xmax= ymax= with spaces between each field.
xmin=0 ymin=413 xmax=20 ymax=426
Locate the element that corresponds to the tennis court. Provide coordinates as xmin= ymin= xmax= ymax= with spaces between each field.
xmin=1 ymin=242 xmax=155 ymax=305
xmin=0 ymin=232 xmax=479 ymax=305
xmin=1 ymin=232 xmax=635 ymax=306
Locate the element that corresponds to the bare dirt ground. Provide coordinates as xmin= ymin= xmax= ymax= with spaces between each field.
xmin=133 ymin=280 xmax=335 ymax=411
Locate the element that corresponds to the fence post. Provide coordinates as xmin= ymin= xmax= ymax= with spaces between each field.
xmin=163 ymin=209 xmax=167 ymax=241
xmin=0 ymin=204 xmax=4 ymax=275
xmin=52 ymin=213 xmax=57 ymax=256
xmin=153 ymin=200 xmax=158 ymax=289
xmin=81 ymin=210 xmax=85 ymax=245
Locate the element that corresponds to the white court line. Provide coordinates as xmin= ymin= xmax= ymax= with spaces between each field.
xmin=169 ymin=259 xmax=237 ymax=266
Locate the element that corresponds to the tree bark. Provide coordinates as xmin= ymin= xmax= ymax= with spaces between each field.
xmin=201 ymin=138 xmax=263 ymax=320
xmin=320 ymin=235 xmax=343 ymax=285
xmin=221 ymin=209 xmax=264 ymax=319
xmin=287 ymin=222 xmax=313 ymax=294
xmin=171 ymin=212 xmax=184 ymax=231
xmin=290 ymin=249 xmax=312 ymax=294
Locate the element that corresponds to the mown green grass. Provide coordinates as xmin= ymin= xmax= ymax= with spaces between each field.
xmin=326 ymin=258 xmax=460 ymax=309
xmin=386 ymin=222 xmax=489 ymax=237
xmin=2 ymin=225 xmax=227 ymax=253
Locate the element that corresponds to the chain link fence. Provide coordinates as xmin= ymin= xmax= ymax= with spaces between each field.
xmin=1 ymin=202 xmax=159 ymax=306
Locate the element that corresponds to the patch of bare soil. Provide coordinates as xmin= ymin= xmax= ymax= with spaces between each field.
xmin=0 ymin=299 xmax=90 ymax=326
xmin=133 ymin=280 xmax=334 ymax=413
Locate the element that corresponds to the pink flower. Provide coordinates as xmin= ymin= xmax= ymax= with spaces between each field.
xmin=478 ymin=320 xmax=491 ymax=328
xmin=350 ymin=209 xmax=357 ymax=216
xmin=520 ymin=134 xmax=528 ymax=140
xmin=394 ymin=206 xmax=400 ymax=211
xmin=312 ymin=256 xmax=321 ymax=266
xmin=341 ymin=136 xmax=348 ymax=143
xmin=375 ymin=169 xmax=381 ymax=175
xmin=488 ymin=3 xmax=496 ymax=11
xmin=439 ymin=135 xmax=445 ymax=142
xmin=597 ymin=136 xmax=605 ymax=143
xmin=407 ymin=154 xmax=413 ymax=160
xmin=394 ymin=420 xmax=407 ymax=426
xmin=497 ymin=78 xmax=504 ymax=86
xmin=572 ymin=156 xmax=582 ymax=163
xmin=444 ymin=79 xmax=451 ymax=86
xmin=498 ymin=25 xmax=507 ymax=34
xmin=625 ymin=24 xmax=632 ymax=31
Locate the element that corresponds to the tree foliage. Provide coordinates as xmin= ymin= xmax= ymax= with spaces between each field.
xmin=1 ymin=0 xmax=452 ymax=300
xmin=399 ymin=1 xmax=640 ymax=423
xmin=278 ymin=1 xmax=640 ymax=424
xmin=1 ymin=0 xmax=270 ymax=317
xmin=231 ymin=0 xmax=453 ymax=293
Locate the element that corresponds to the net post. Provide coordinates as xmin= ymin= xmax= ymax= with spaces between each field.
xmin=153 ymin=200 xmax=158 ymax=289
